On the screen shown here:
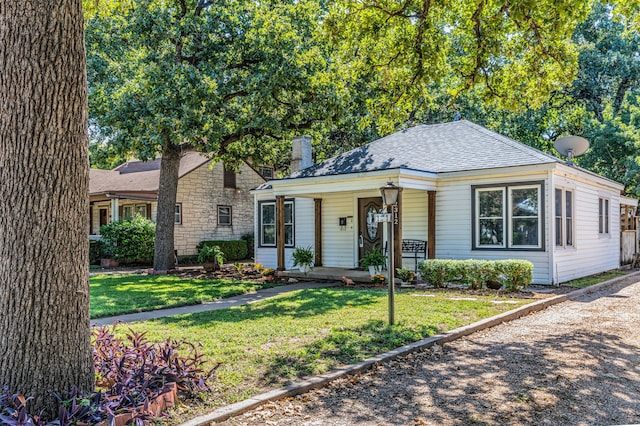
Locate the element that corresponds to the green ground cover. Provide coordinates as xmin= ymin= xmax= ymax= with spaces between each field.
xmin=564 ymin=269 xmax=628 ymax=288
xmin=122 ymin=287 xmax=533 ymax=412
xmin=90 ymin=274 xmax=281 ymax=318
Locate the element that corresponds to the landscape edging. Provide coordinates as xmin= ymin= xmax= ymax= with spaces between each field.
xmin=179 ymin=271 xmax=640 ymax=426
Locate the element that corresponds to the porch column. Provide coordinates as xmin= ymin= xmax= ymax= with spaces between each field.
xmin=110 ymin=198 xmax=119 ymax=223
xmin=314 ymin=198 xmax=322 ymax=267
xmin=393 ymin=192 xmax=402 ymax=270
xmin=427 ymin=190 xmax=436 ymax=259
xmin=276 ymin=195 xmax=285 ymax=271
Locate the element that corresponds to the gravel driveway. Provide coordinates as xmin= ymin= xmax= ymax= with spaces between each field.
xmin=221 ymin=275 xmax=640 ymax=426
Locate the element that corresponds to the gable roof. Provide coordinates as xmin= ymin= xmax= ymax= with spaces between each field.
xmin=288 ymin=120 xmax=561 ymax=179
xmin=89 ymin=151 xmax=209 ymax=196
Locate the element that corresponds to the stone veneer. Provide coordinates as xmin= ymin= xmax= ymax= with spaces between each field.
xmin=174 ymin=161 xmax=265 ymax=256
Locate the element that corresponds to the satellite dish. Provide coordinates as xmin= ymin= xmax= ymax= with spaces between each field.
xmin=554 ymin=136 xmax=590 ymax=165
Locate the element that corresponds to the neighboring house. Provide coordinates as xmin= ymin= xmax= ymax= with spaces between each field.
xmin=90 ymin=151 xmax=266 ymax=256
xmin=253 ymin=121 xmax=637 ymax=284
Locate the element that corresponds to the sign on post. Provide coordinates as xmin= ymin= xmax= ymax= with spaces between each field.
xmin=374 ymin=213 xmax=392 ymax=223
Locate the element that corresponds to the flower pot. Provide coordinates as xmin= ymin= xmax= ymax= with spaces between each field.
xmin=299 ymin=264 xmax=311 ymax=274
xmin=368 ymin=265 xmax=382 ymax=276
xmin=202 ymin=261 xmax=216 ymax=272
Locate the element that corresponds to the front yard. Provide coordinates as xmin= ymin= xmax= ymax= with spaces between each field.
xmin=116 ymin=287 xmax=534 ymax=420
xmin=90 ymin=273 xmax=282 ymax=318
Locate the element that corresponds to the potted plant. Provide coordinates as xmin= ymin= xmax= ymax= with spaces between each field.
xmin=359 ymin=245 xmax=386 ymax=276
xmin=371 ymin=273 xmax=386 ymax=286
xmin=198 ymin=245 xmax=225 ymax=272
xmin=261 ymin=268 xmax=276 ymax=281
xmin=292 ymin=246 xmax=314 ymax=274
xmin=396 ymin=267 xmax=416 ymax=284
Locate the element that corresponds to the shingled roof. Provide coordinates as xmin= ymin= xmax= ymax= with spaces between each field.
xmin=288 ymin=120 xmax=561 ymax=179
xmin=89 ymin=151 xmax=209 ymax=196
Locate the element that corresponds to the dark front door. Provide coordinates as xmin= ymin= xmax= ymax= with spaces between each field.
xmin=358 ymin=197 xmax=383 ymax=263
xmin=99 ymin=208 xmax=108 ymax=227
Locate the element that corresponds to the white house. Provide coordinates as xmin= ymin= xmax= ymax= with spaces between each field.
xmin=253 ymin=121 xmax=636 ymax=284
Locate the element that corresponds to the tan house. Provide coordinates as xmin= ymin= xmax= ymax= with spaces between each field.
xmin=90 ymin=151 xmax=266 ymax=256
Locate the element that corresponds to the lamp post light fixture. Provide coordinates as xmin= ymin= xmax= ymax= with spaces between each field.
xmin=380 ymin=181 xmax=401 ymax=325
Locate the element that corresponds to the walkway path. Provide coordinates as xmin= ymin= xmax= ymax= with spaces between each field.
xmin=92 ymin=281 xmax=336 ymax=326
xmin=218 ymin=274 xmax=640 ymax=426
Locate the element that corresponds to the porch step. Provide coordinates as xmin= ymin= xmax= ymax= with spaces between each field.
xmin=278 ymin=267 xmax=373 ymax=284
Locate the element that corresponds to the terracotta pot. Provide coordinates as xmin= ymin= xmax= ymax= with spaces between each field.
xmin=100 ymin=258 xmax=119 ymax=267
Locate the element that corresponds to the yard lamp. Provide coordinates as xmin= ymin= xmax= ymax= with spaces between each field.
xmin=380 ymin=181 xmax=401 ymax=325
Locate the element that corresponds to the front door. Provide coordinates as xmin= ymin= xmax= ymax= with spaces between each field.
xmin=99 ymin=208 xmax=108 ymax=227
xmin=358 ymin=197 xmax=383 ymax=263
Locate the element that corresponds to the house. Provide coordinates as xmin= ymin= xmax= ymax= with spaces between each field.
xmin=252 ymin=121 xmax=637 ymax=284
xmin=90 ymin=151 xmax=266 ymax=256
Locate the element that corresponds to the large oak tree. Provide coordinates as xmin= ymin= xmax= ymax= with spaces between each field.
xmin=0 ymin=0 xmax=93 ymax=416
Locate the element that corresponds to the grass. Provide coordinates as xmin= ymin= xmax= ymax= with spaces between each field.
xmin=120 ymin=287 xmax=533 ymax=411
xmin=90 ymin=274 xmax=282 ymax=318
xmin=563 ymin=269 xmax=628 ymax=288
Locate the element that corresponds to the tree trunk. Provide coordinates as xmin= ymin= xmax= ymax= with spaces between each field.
xmin=0 ymin=0 xmax=93 ymax=417
xmin=153 ymin=147 xmax=181 ymax=271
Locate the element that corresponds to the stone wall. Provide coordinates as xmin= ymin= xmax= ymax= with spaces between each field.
xmin=174 ymin=161 xmax=265 ymax=256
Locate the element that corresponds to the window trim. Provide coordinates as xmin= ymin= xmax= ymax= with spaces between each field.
xmin=175 ymin=203 xmax=182 ymax=225
xmin=471 ymin=181 xmax=545 ymax=251
xmin=122 ymin=205 xmax=133 ymax=220
xmin=599 ymin=197 xmax=610 ymax=235
xmin=217 ymin=205 xmax=232 ymax=226
xmin=555 ymin=187 xmax=574 ymax=248
xmin=258 ymin=199 xmax=295 ymax=248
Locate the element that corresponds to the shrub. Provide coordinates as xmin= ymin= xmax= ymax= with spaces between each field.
xmin=100 ymin=215 xmax=155 ymax=264
xmin=241 ymin=233 xmax=255 ymax=259
xmin=461 ymin=260 xmax=490 ymax=290
xmin=89 ymin=239 xmax=105 ymax=265
xmin=418 ymin=259 xmax=457 ymax=288
xmin=197 ymin=245 xmax=225 ymax=268
xmin=396 ymin=267 xmax=415 ymax=282
xmin=197 ymin=240 xmax=248 ymax=261
xmin=0 ymin=326 xmax=215 ymax=425
xmin=496 ymin=260 xmax=533 ymax=291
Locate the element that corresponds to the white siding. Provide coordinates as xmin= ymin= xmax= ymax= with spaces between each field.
xmin=552 ymin=174 xmax=620 ymax=283
xmin=254 ymin=196 xmax=316 ymax=270
xmin=400 ymin=189 xmax=429 ymax=270
xmin=322 ymin=193 xmax=357 ymax=268
xmin=436 ymin=171 xmax=552 ymax=284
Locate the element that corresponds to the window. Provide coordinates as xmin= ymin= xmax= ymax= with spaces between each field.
xmin=135 ymin=203 xmax=148 ymax=218
xmin=599 ymin=197 xmax=610 ymax=234
xmin=223 ymin=165 xmax=236 ymax=189
xmin=555 ymin=188 xmax=573 ymax=247
xmin=122 ymin=205 xmax=133 ymax=220
xmin=258 ymin=166 xmax=274 ymax=180
xmin=473 ymin=182 xmax=543 ymax=250
xmin=259 ymin=200 xmax=294 ymax=247
xmin=175 ymin=203 xmax=182 ymax=224
xmin=218 ymin=205 xmax=232 ymax=226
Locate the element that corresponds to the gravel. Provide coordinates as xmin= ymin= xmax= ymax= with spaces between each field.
xmin=220 ymin=275 xmax=640 ymax=426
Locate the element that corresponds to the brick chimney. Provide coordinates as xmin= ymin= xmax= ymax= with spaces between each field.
xmin=291 ymin=135 xmax=312 ymax=173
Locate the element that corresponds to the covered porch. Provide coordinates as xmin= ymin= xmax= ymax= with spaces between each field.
xmin=257 ymin=170 xmax=438 ymax=274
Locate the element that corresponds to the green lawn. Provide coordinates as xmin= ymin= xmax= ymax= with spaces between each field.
xmin=90 ymin=274 xmax=282 ymax=318
xmin=563 ymin=269 xmax=628 ymax=288
xmin=122 ymin=287 xmax=533 ymax=412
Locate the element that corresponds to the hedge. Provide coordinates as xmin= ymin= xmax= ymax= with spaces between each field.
xmin=89 ymin=239 xmax=105 ymax=265
xmin=418 ymin=259 xmax=533 ymax=291
xmin=100 ymin=215 xmax=156 ymax=264
xmin=197 ymin=240 xmax=248 ymax=261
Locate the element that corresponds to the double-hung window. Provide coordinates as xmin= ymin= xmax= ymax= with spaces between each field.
xmin=218 ymin=205 xmax=232 ymax=226
xmin=555 ymin=188 xmax=573 ymax=247
xmin=259 ymin=200 xmax=294 ymax=247
xmin=122 ymin=205 xmax=133 ymax=220
xmin=599 ymin=197 xmax=610 ymax=235
xmin=175 ymin=204 xmax=182 ymax=224
xmin=473 ymin=182 xmax=543 ymax=250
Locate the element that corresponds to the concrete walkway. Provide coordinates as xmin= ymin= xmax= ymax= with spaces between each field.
xmin=91 ymin=281 xmax=337 ymax=326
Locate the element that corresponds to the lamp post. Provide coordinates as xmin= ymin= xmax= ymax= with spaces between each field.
xmin=380 ymin=181 xmax=401 ymax=325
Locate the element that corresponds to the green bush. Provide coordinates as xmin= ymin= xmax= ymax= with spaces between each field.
xmin=418 ymin=259 xmax=457 ymax=288
xmin=100 ymin=215 xmax=156 ymax=264
xmin=197 ymin=240 xmax=248 ymax=261
xmin=89 ymin=239 xmax=105 ymax=265
xmin=419 ymin=258 xmax=534 ymax=291
xmin=496 ymin=260 xmax=533 ymax=291
xmin=241 ymin=233 xmax=255 ymax=259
